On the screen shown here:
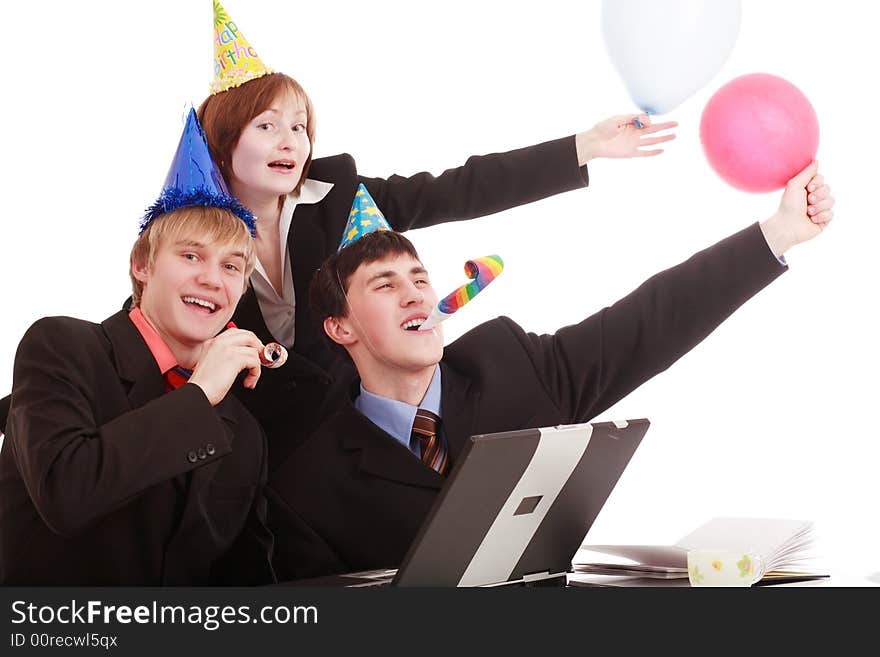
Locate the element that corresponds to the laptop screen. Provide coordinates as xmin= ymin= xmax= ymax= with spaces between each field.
xmin=394 ymin=419 xmax=650 ymax=587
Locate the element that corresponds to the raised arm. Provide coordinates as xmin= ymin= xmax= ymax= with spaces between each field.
xmin=517 ymin=163 xmax=833 ymax=422
xmin=360 ymin=116 xmax=677 ymax=232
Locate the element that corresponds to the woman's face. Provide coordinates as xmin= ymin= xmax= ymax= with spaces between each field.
xmin=229 ymin=88 xmax=311 ymax=202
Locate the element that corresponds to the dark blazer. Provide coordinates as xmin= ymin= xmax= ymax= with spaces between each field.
xmin=229 ymin=137 xmax=589 ymax=469
xmin=266 ymin=223 xmax=787 ymax=580
xmin=0 ymin=394 xmax=8 ymax=436
xmin=0 ymin=310 xmax=274 ymax=585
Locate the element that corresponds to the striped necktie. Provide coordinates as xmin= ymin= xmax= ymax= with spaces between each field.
xmin=165 ymin=365 xmax=193 ymax=392
xmin=411 ymin=409 xmax=448 ymax=476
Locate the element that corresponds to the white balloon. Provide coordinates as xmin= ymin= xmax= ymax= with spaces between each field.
xmin=601 ymin=0 xmax=742 ymax=115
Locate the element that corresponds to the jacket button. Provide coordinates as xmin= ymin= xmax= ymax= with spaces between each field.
xmin=197 ymin=447 xmax=207 ymax=460
xmin=206 ymin=443 xmax=216 ymax=456
xmin=186 ymin=451 xmax=198 ymax=463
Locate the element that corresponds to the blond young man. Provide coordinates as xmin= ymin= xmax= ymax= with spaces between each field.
xmin=0 ymin=112 xmax=276 ymax=585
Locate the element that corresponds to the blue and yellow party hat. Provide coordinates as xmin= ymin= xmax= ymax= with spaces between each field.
xmin=337 ymin=184 xmax=392 ymax=252
xmin=141 ymin=108 xmax=256 ymax=236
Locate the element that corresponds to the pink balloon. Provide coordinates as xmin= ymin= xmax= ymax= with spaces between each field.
xmin=700 ymin=73 xmax=819 ymax=193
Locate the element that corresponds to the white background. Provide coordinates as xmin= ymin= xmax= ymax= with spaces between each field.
xmin=2 ymin=1 xmax=877 ymax=576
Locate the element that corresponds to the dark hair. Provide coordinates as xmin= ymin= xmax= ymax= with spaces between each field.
xmin=197 ymin=72 xmax=316 ymax=195
xmin=309 ymin=231 xmax=422 ymax=322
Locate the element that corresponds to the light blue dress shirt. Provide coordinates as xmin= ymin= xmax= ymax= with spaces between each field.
xmin=354 ymin=365 xmax=443 ymax=457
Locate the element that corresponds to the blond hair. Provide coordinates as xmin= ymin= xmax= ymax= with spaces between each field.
xmin=129 ymin=206 xmax=256 ymax=305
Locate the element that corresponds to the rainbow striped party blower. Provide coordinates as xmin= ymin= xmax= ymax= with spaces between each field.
xmin=419 ymin=255 xmax=504 ymax=331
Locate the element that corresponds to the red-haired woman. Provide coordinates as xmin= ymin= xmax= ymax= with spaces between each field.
xmin=197 ymin=72 xmax=675 ymax=466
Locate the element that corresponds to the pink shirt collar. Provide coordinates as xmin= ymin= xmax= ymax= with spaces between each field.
xmin=128 ymin=307 xmax=178 ymax=375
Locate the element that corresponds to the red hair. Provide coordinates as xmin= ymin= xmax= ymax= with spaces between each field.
xmin=197 ymin=72 xmax=316 ymax=196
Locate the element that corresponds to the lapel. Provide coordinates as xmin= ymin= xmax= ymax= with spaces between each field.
xmin=336 ymin=360 xmax=480 ymax=489
xmin=339 ymin=403 xmax=444 ymax=490
xmin=101 ymin=310 xmax=166 ymax=409
xmin=439 ymin=362 xmax=480 ymax=462
xmin=287 ymin=174 xmax=358 ymax=367
xmin=288 ymin=202 xmax=327 ymax=361
xmin=231 ymin=285 xmax=274 ymax=345
xmin=101 ymin=310 xmax=236 ymax=481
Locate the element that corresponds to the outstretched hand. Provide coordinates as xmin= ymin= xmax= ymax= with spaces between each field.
xmin=760 ymin=161 xmax=835 ymax=258
xmin=576 ymin=114 xmax=678 ymax=164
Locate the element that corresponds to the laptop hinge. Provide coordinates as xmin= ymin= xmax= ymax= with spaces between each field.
xmin=523 ymin=571 xmax=551 ymax=583
xmin=521 ymin=571 xmax=568 ymax=587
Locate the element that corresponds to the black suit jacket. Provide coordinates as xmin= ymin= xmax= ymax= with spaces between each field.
xmin=0 ymin=311 xmax=274 ymax=585
xmin=266 ymin=223 xmax=787 ymax=580
xmin=0 ymin=394 xmax=8 ymax=437
xmin=229 ymin=137 xmax=589 ymax=469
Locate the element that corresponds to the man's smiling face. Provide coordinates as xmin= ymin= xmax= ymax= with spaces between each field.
xmin=335 ymin=253 xmax=444 ymax=374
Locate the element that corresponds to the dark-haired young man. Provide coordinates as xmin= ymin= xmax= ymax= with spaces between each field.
xmin=267 ymin=164 xmax=834 ymax=580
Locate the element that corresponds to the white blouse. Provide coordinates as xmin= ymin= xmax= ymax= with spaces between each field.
xmin=249 ymin=178 xmax=334 ymax=347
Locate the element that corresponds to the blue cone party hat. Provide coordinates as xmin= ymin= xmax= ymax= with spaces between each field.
xmin=140 ymin=108 xmax=256 ymax=236
xmin=337 ymin=184 xmax=392 ymax=252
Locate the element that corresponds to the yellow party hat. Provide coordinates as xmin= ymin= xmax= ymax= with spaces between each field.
xmin=211 ymin=0 xmax=273 ymax=94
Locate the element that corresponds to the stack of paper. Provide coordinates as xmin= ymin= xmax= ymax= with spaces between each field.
xmin=575 ymin=517 xmax=826 ymax=583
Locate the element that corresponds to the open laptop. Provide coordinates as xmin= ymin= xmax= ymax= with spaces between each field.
xmin=328 ymin=418 xmax=650 ymax=587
